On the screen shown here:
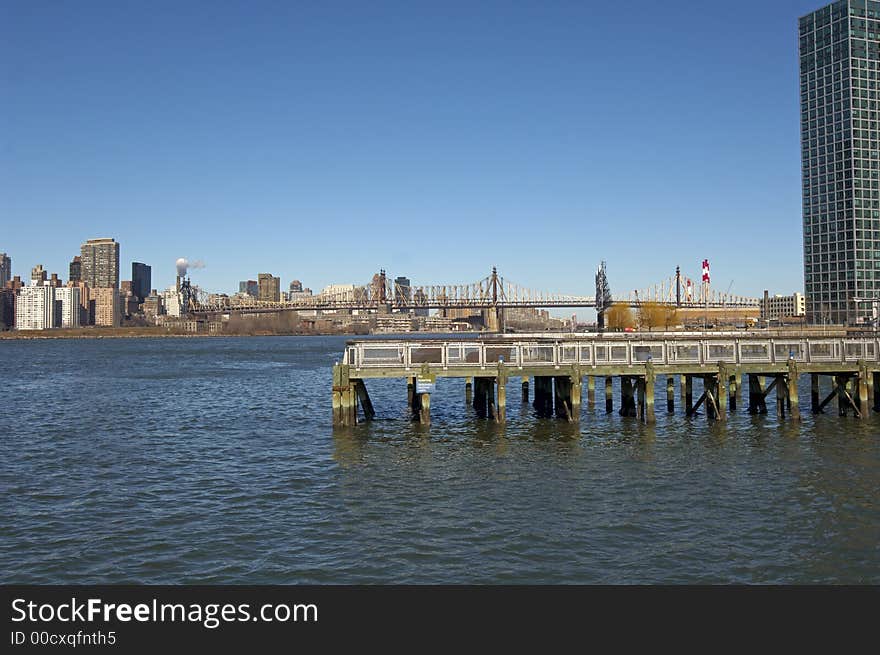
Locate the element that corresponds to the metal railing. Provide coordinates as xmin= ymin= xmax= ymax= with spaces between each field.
xmin=344 ymin=336 xmax=880 ymax=370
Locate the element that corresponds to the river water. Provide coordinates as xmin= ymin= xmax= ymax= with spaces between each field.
xmin=1 ymin=336 xmax=878 ymax=584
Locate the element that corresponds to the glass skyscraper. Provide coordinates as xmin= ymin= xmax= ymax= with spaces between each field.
xmin=800 ymin=0 xmax=880 ymax=325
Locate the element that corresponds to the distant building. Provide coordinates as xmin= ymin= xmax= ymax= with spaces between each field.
xmin=66 ymin=281 xmax=93 ymax=325
xmin=0 ymin=253 xmax=11 ymax=287
xmin=68 ymin=256 xmax=82 ymax=283
xmin=132 ymin=262 xmax=151 ymax=301
xmin=761 ymin=291 xmax=807 ymax=321
xmin=142 ymin=291 xmax=162 ymax=323
xmin=289 ymin=280 xmax=303 ymax=294
xmin=31 ymin=265 xmax=47 ymax=286
xmin=0 ymin=287 xmax=15 ymax=329
xmin=258 ymin=273 xmax=281 ymax=302
xmin=160 ymin=287 xmax=181 ymax=317
xmin=48 ymin=273 xmax=62 ymax=288
xmin=16 ymin=285 xmax=55 ymax=330
xmin=239 ymin=280 xmax=258 ymax=297
xmin=321 ymin=284 xmax=356 ymax=299
xmin=80 ymin=238 xmax=120 ymax=289
xmin=93 ymin=287 xmax=121 ymax=327
xmin=55 ymin=287 xmax=81 ymax=328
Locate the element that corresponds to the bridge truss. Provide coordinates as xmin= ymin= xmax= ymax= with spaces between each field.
xmin=189 ymin=267 xmax=761 ymax=317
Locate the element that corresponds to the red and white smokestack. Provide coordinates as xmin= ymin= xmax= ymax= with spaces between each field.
xmin=702 ymin=259 xmax=710 ymax=285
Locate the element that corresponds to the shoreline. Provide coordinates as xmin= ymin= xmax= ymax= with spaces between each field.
xmin=0 ymin=327 xmax=359 ymax=340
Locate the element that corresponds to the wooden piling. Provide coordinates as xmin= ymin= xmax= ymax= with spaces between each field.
xmin=729 ymin=373 xmax=737 ymax=411
xmin=838 ymin=374 xmax=848 ymax=417
xmin=521 ymin=377 xmax=529 ymax=403
xmin=620 ymin=376 xmax=636 ymax=417
xmin=605 ymin=376 xmax=613 ymax=413
xmin=717 ymin=364 xmax=728 ymax=421
xmin=419 ymin=392 xmax=431 ymax=425
xmin=776 ymin=374 xmax=786 ymax=419
xmin=354 ymin=379 xmax=375 ymax=421
xmin=811 ymin=374 xmax=820 ymax=414
xmin=570 ymin=370 xmax=582 ymax=422
xmin=874 ymin=372 xmax=880 ymax=413
xmin=496 ymin=364 xmax=507 ymax=424
xmin=685 ymin=375 xmax=693 ymax=415
xmin=788 ymin=360 xmax=800 ymax=422
xmin=465 ymin=377 xmax=473 ymax=405
xmin=644 ymin=371 xmax=656 ymax=424
xmin=666 ymin=376 xmax=674 ymax=412
xmin=858 ymin=363 xmax=870 ymax=420
xmin=587 ymin=376 xmax=595 ymax=408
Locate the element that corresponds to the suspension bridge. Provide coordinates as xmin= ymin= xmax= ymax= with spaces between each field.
xmin=188 ymin=264 xmax=761 ymax=318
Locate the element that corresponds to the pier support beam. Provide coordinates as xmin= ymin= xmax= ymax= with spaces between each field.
xmin=776 ymin=374 xmax=786 ymax=419
xmin=643 ymin=362 xmax=655 ymax=424
xmin=555 ymin=376 xmax=573 ymax=422
xmin=354 ymin=379 xmax=375 ymax=421
xmin=619 ymin=376 xmax=637 ymax=417
xmin=788 ymin=360 xmax=800 ymax=422
xmin=332 ymin=363 xmax=357 ymax=427
xmin=811 ymin=374 xmax=821 ymax=414
xmin=521 ymin=377 xmax=529 ymax=403
xmin=496 ymin=365 xmax=507 ymax=424
xmin=418 ymin=392 xmax=431 ymax=425
xmin=534 ymin=376 xmax=553 ymax=417
xmin=874 ymin=372 xmax=880 ymax=413
xmin=858 ymin=362 xmax=870 ymax=420
xmin=605 ymin=377 xmax=613 ymax=413
xmin=716 ymin=364 xmax=728 ymax=421
xmin=571 ymin=370 xmax=582 ymax=422
xmin=748 ymin=374 xmax=767 ymax=414
xmin=728 ymin=373 xmax=737 ymax=411
xmin=587 ymin=376 xmax=595 ymax=408
xmin=666 ymin=376 xmax=675 ymax=413
xmin=685 ymin=375 xmax=694 ymax=415
xmin=465 ymin=377 xmax=472 ymax=405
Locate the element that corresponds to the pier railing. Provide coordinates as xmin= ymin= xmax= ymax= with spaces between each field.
xmin=343 ymin=336 xmax=880 ymax=370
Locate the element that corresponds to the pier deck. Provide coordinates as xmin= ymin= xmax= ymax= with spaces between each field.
xmin=331 ymin=333 xmax=880 ymax=426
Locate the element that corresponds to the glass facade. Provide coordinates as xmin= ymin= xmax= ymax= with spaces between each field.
xmin=800 ymin=0 xmax=880 ymax=324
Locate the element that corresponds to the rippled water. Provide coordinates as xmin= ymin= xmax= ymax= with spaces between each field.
xmin=1 ymin=336 xmax=878 ymax=584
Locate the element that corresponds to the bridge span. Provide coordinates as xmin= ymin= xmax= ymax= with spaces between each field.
xmin=191 ymin=267 xmax=762 ymax=320
xmin=331 ymin=332 xmax=880 ymax=427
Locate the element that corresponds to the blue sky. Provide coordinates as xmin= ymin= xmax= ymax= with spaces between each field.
xmin=1 ymin=0 xmax=824 ymax=311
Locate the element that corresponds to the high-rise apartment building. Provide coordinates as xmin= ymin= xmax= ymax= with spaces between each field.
xmin=132 ymin=262 xmax=151 ymax=301
xmin=15 ymin=285 xmax=55 ymax=330
xmin=92 ymin=287 xmax=120 ymax=327
xmin=31 ymin=264 xmax=47 ymax=285
xmin=55 ymin=287 xmax=82 ymax=328
xmin=69 ymin=256 xmax=82 ymax=283
xmin=80 ymin=238 xmax=120 ymax=289
xmin=0 ymin=253 xmax=10 ymax=287
xmin=800 ymin=0 xmax=880 ymax=324
xmin=258 ymin=273 xmax=281 ymax=302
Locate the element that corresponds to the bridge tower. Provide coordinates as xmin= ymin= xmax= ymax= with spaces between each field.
xmin=595 ymin=261 xmax=612 ymax=332
xmin=486 ymin=266 xmax=505 ymax=332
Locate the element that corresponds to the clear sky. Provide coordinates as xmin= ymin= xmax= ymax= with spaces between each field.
xmin=1 ymin=0 xmax=825 ymax=312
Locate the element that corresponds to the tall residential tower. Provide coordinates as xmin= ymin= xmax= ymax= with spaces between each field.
xmin=800 ymin=0 xmax=880 ymax=324
xmin=80 ymin=238 xmax=120 ymax=289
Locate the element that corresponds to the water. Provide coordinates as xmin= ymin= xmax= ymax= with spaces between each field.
xmin=1 ymin=336 xmax=878 ymax=584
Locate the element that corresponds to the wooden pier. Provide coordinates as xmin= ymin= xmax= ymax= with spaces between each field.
xmin=331 ymin=333 xmax=880 ymax=426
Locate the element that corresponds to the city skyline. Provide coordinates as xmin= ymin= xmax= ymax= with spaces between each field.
xmin=1 ymin=1 xmax=831 ymax=305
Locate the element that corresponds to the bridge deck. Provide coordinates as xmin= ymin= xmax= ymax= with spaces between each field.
xmin=332 ymin=333 xmax=880 ymax=426
xmin=342 ymin=333 xmax=880 ymax=377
